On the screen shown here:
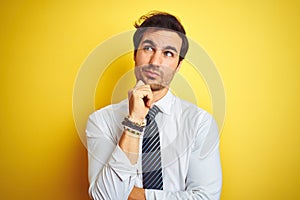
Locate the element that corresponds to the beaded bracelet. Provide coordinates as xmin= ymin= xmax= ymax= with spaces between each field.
xmin=124 ymin=126 xmax=143 ymax=138
xmin=127 ymin=116 xmax=146 ymax=127
xmin=122 ymin=117 xmax=145 ymax=133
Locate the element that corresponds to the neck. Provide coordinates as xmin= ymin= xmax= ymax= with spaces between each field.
xmin=152 ymin=87 xmax=168 ymax=102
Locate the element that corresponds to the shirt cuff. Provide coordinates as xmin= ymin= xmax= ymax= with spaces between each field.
xmin=108 ymin=144 xmax=138 ymax=181
xmin=145 ymin=189 xmax=164 ymax=199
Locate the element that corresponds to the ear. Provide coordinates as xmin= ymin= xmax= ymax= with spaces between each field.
xmin=176 ymin=61 xmax=183 ymax=72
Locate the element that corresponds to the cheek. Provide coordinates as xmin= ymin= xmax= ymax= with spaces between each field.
xmin=165 ymin=59 xmax=179 ymax=70
xmin=135 ymin=51 xmax=146 ymax=65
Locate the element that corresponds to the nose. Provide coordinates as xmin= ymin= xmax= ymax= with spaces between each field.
xmin=149 ymin=50 xmax=162 ymax=66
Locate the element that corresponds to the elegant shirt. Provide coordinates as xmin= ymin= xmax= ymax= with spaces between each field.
xmin=86 ymin=91 xmax=222 ymax=200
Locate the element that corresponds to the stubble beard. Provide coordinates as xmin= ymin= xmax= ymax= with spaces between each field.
xmin=134 ymin=64 xmax=175 ymax=92
xmin=149 ymin=83 xmax=165 ymax=91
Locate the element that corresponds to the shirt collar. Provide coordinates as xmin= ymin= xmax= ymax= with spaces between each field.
xmin=154 ymin=90 xmax=175 ymax=115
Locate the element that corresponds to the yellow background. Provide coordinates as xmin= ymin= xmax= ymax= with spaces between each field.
xmin=1 ymin=1 xmax=300 ymax=199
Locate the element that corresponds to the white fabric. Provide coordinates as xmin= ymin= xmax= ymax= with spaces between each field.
xmin=86 ymin=91 xmax=222 ymax=200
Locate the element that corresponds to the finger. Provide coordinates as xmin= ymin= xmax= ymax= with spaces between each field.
xmin=140 ymin=85 xmax=153 ymax=107
xmin=136 ymin=80 xmax=145 ymax=87
xmin=131 ymin=84 xmax=151 ymax=96
xmin=145 ymin=91 xmax=154 ymax=108
xmin=128 ymin=80 xmax=146 ymax=98
xmin=147 ymin=98 xmax=154 ymax=108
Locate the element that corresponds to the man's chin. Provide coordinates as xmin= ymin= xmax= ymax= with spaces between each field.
xmin=150 ymin=84 xmax=165 ymax=91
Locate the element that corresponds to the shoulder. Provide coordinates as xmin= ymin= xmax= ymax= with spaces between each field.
xmin=174 ymin=96 xmax=213 ymax=123
xmin=89 ymin=99 xmax=128 ymax=120
xmin=174 ymin=97 xmax=219 ymax=151
xmin=87 ymin=99 xmax=128 ymax=132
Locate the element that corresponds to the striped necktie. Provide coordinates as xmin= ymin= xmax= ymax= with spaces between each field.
xmin=142 ymin=105 xmax=163 ymax=190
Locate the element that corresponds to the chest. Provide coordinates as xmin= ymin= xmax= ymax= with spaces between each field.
xmin=155 ymin=114 xmax=195 ymax=191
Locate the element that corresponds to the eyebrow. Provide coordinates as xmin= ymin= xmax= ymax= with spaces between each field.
xmin=164 ymin=45 xmax=178 ymax=53
xmin=141 ymin=39 xmax=178 ymax=53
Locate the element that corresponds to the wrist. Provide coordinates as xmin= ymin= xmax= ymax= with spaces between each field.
xmin=124 ymin=127 xmax=143 ymax=138
xmin=121 ymin=116 xmax=145 ymax=138
xmin=127 ymin=115 xmax=146 ymax=127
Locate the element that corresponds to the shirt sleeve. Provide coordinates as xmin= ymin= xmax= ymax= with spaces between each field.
xmin=86 ymin=110 xmax=138 ymax=200
xmin=145 ymin=114 xmax=222 ymax=200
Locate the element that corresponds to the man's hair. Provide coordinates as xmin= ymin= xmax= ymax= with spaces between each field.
xmin=133 ymin=11 xmax=189 ymax=63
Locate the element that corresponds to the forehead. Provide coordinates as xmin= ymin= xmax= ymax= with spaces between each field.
xmin=140 ymin=29 xmax=182 ymax=51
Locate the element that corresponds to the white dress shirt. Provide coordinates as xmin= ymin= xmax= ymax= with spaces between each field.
xmin=86 ymin=91 xmax=222 ymax=200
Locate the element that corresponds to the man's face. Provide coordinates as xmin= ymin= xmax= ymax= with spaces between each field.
xmin=134 ymin=29 xmax=182 ymax=91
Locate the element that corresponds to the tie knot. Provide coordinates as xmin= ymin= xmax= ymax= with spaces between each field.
xmin=147 ymin=105 xmax=160 ymax=120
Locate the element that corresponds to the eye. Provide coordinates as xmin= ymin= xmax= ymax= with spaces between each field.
xmin=143 ymin=46 xmax=154 ymax=52
xmin=164 ymin=51 xmax=174 ymax=57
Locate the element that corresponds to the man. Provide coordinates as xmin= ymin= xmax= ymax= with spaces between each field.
xmin=86 ymin=11 xmax=222 ymax=200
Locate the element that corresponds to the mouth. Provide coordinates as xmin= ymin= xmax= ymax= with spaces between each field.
xmin=143 ymin=69 xmax=160 ymax=79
